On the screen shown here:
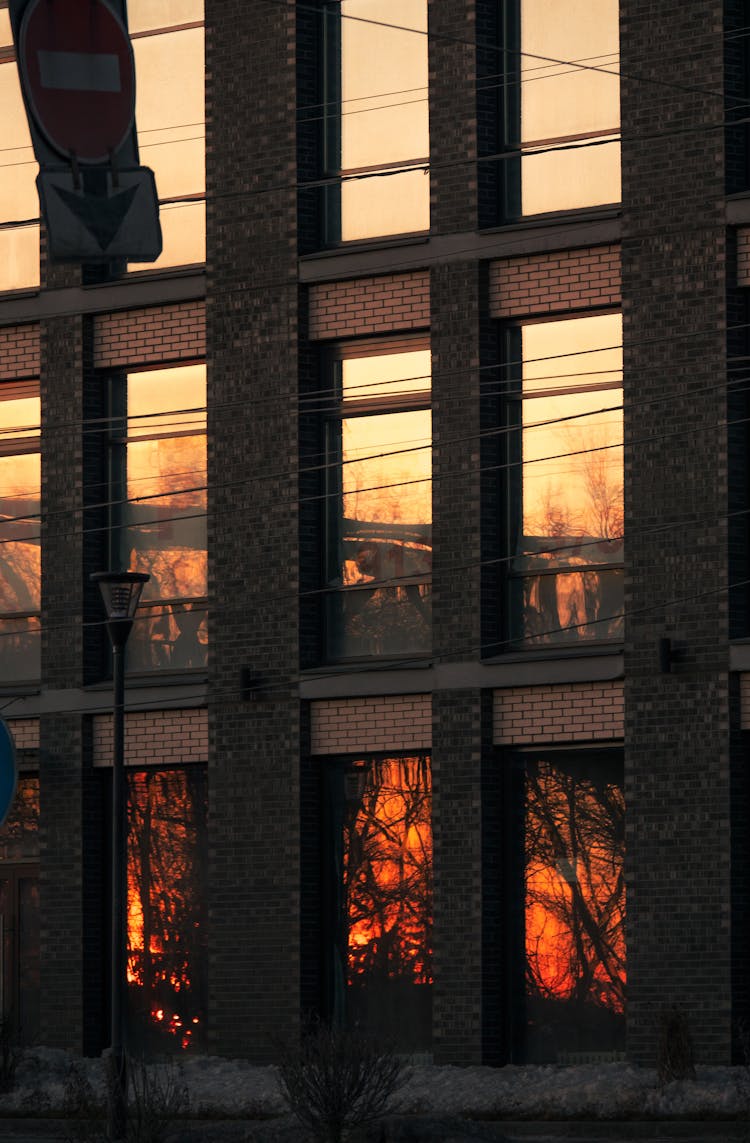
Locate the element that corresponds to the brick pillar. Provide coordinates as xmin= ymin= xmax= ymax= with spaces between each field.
xmin=620 ymin=1 xmax=731 ymax=1062
xmin=206 ymin=0 xmax=301 ymax=1058
xmin=38 ymin=301 xmax=89 ymax=1050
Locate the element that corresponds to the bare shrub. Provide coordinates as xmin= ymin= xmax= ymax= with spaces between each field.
xmin=127 ymin=1055 xmax=188 ymax=1143
xmin=657 ymin=1006 xmax=696 ymax=1086
xmin=276 ymin=1020 xmax=407 ymax=1143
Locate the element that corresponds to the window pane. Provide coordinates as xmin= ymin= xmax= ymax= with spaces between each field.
xmin=329 ymin=408 xmax=431 ymax=658
xmin=336 ymin=0 xmax=429 ymax=239
xmin=127 ymin=768 xmax=207 ymax=1053
xmin=0 ymin=10 xmax=11 ymax=46
xmin=133 ymin=28 xmax=204 ymax=197
xmin=128 ymin=0 xmax=203 ymax=33
xmin=340 ymin=756 xmax=432 ymax=1053
xmin=130 ymin=25 xmax=205 ymax=271
xmin=120 ymin=366 xmax=207 ymax=671
xmin=509 ymin=314 xmax=623 ymax=646
xmin=342 ymin=348 xmax=431 ymax=403
xmin=525 ymin=755 xmax=625 ymax=1063
xmin=0 ymin=61 xmax=40 ymax=291
xmin=0 ymin=386 xmax=40 ymax=681
xmin=518 ymin=0 xmax=620 ymax=214
xmin=0 ymin=775 xmax=39 ymax=861
xmin=128 ymin=199 xmax=205 ymax=272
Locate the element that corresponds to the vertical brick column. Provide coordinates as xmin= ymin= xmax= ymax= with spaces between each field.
xmin=38 ymin=306 xmax=89 ymax=1050
xmin=206 ymin=0 xmax=300 ymax=1058
xmin=429 ymin=0 xmax=484 ymax=1052
xmin=428 ymin=0 xmax=478 ymax=235
xmin=620 ymin=1 xmax=731 ymax=1062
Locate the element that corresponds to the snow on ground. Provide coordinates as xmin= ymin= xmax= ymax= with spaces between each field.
xmin=1 ymin=1051 xmax=750 ymax=1122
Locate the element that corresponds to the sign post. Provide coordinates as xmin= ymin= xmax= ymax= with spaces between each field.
xmin=9 ymin=0 xmax=161 ymax=263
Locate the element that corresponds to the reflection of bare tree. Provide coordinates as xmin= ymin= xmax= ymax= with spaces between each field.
xmin=126 ymin=768 xmax=207 ymax=1052
xmin=343 ymin=757 xmax=432 ymax=986
xmin=525 ymin=761 xmax=625 ymax=1016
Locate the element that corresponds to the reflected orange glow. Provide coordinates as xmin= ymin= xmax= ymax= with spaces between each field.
xmin=525 ymin=761 xmax=625 ymax=1016
xmin=515 ymin=315 xmax=623 ymax=645
xmin=127 ymin=769 xmax=207 ymax=1052
xmin=520 ymin=0 xmax=620 ymax=213
xmin=344 ymin=757 xmax=432 ymax=986
xmin=339 ymin=0 xmax=429 ymax=238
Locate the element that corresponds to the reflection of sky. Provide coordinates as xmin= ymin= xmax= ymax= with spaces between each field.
xmin=525 ymin=763 xmax=626 ymax=1013
xmin=521 ymin=315 xmax=622 ymax=549
xmin=520 ymin=0 xmax=620 ymax=213
xmin=125 ymin=366 xmax=207 ymax=601
xmin=340 ymin=0 xmax=429 ymax=238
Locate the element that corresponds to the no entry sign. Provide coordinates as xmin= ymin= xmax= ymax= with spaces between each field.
xmin=18 ymin=0 xmax=135 ymax=165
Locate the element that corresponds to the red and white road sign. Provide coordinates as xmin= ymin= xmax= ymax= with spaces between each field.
xmin=18 ymin=0 xmax=135 ymax=165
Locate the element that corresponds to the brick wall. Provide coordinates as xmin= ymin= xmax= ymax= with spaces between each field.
xmin=621 ymin=0 xmax=731 ymax=1064
xmin=308 ymin=272 xmax=430 ymax=340
xmin=206 ymin=0 xmax=301 ymax=1060
xmin=489 ymin=245 xmax=621 ymax=318
xmin=92 ymin=709 xmax=208 ymax=766
xmin=7 ymin=718 xmax=39 ymax=750
xmin=93 ymin=301 xmax=206 ymax=368
xmin=310 ymin=695 xmax=431 ymax=754
xmin=493 ymin=681 xmax=625 ymax=744
xmin=0 ymin=323 xmax=40 ymax=378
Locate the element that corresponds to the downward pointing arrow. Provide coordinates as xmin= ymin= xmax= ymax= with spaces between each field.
xmin=50 ymin=182 xmax=139 ymax=250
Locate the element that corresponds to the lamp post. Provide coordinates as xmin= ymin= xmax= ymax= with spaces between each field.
xmin=91 ymin=570 xmax=149 ymax=1143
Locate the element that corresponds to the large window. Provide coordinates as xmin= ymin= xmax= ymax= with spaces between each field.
xmin=502 ymin=312 xmax=623 ymax=647
xmin=497 ymin=0 xmax=620 ymax=218
xmin=127 ymin=767 xmax=207 ymax=1053
xmin=319 ymin=0 xmax=429 ymax=242
xmin=0 ymin=382 xmax=40 ymax=682
xmin=0 ymin=4 xmax=39 ymax=291
xmin=511 ymin=750 xmax=625 ymax=1063
xmin=325 ymin=756 xmax=432 ymax=1055
xmin=127 ymin=1 xmax=205 ymax=271
xmin=109 ymin=364 xmax=207 ymax=672
xmin=325 ymin=342 xmax=431 ymax=660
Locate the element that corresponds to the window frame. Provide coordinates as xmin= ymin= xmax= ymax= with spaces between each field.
xmin=494 ymin=0 xmax=621 ymax=223
xmin=106 ymin=361 xmax=207 ymax=674
xmin=503 ymin=745 xmax=625 ymax=1064
xmin=317 ymin=0 xmax=430 ymax=246
xmin=322 ymin=336 xmax=432 ymax=663
xmin=0 ymin=379 xmax=40 ymax=683
xmin=321 ymin=752 xmax=433 ymax=1056
xmin=500 ymin=310 xmax=624 ymax=651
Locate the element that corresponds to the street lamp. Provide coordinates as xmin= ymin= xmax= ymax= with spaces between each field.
xmin=91 ymin=570 xmax=149 ymax=1143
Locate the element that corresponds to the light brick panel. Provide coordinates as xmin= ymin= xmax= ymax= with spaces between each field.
xmin=308 ymin=272 xmax=430 ymax=340
xmin=494 ymin=681 xmax=624 ymax=744
xmin=0 ymin=324 xmax=40 ymax=379
xmin=489 ymin=245 xmax=621 ymax=318
xmin=93 ymin=301 xmax=206 ymax=368
xmin=7 ymin=718 xmax=40 ymax=750
xmin=93 ymin=709 xmax=208 ymax=766
xmin=310 ymin=695 xmax=432 ymax=754
xmin=737 ymin=228 xmax=750 ymax=287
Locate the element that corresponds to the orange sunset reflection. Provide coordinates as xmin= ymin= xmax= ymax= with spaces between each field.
xmin=525 ymin=758 xmax=625 ymax=1059
xmin=126 ymin=768 xmax=207 ymax=1052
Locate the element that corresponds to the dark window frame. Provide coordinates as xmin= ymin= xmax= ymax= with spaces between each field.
xmin=322 ymin=335 xmax=432 ymax=664
xmin=502 ymin=744 xmax=625 ymax=1064
xmin=499 ymin=310 xmax=624 ymax=650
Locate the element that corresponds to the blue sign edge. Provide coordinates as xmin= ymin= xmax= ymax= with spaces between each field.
xmin=0 ymin=718 xmax=18 ymax=829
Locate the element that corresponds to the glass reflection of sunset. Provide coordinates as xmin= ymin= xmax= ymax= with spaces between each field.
xmin=525 ymin=761 xmax=626 ymax=1020
xmin=339 ymin=0 xmax=428 ymax=238
xmin=344 ymin=757 xmax=432 ymax=986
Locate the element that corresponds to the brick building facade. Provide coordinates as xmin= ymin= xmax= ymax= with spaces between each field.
xmin=0 ymin=0 xmax=748 ymax=1069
